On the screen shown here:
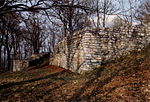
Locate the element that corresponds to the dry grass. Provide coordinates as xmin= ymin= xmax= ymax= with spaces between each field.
xmin=0 ymin=45 xmax=150 ymax=102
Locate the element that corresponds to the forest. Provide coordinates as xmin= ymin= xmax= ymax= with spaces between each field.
xmin=0 ymin=0 xmax=149 ymax=71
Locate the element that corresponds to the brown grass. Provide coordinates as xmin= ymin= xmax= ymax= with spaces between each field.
xmin=0 ymin=45 xmax=150 ymax=102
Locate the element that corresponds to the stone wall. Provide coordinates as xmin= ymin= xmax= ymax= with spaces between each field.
xmin=13 ymin=52 xmax=50 ymax=72
xmin=13 ymin=60 xmax=29 ymax=72
xmin=50 ymin=30 xmax=86 ymax=73
xmin=50 ymin=25 xmax=150 ymax=73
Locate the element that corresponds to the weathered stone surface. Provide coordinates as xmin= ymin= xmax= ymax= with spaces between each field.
xmin=13 ymin=60 xmax=29 ymax=72
xmin=13 ymin=53 xmax=50 ymax=72
xmin=50 ymin=25 xmax=150 ymax=73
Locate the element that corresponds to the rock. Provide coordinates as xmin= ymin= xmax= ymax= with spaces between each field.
xmin=49 ymin=25 xmax=150 ymax=73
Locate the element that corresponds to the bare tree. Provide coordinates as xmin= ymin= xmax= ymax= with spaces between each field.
xmin=44 ymin=0 xmax=93 ymax=69
xmin=129 ymin=0 xmax=133 ymax=25
xmin=22 ymin=13 xmax=47 ymax=54
xmin=135 ymin=0 xmax=150 ymax=25
xmin=0 ymin=28 xmax=4 ymax=69
xmin=0 ymin=13 xmax=22 ymax=70
xmin=98 ymin=0 xmax=119 ymax=27
xmin=0 ymin=0 xmax=92 ymax=16
xmin=116 ymin=0 xmax=142 ymax=25
xmin=96 ymin=0 xmax=100 ymax=28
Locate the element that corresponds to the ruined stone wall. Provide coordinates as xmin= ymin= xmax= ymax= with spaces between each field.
xmin=13 ymin=60 xmax=29 ymax=72
xmin=50 ymin=30 xmax=86 ymax=73
xmin=13 ymin=53 xmax=50 ymax=72
xmin=50 ymin=25 xmax=150 ymax=73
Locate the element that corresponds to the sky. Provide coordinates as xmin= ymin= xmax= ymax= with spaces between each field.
xmin=90 ymin=0 xmax=142 ymax=27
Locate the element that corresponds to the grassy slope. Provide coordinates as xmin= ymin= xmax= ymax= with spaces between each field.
xmin=0 ymin=45 xmax=150 ymax=102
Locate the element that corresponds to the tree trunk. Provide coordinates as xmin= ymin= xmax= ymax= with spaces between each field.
xmin=4 ymin=47 xmax=6 ymax=70
xmin=0 ymin=46 xmax=2 ymax=70
xmin=103 ymin=0 xmax=106 ymax=28
xmin=66 ymin=36 xmax=71 ymax=70
xmin=129 ymin=0 xmax=133 ymax=25
xmin=97 ymin=0 xmax=100 ymax=28
xmin=66 ymin=6 xmax=73 ymax=70
xmin=7 ymin=49 xmax=11 ymax=70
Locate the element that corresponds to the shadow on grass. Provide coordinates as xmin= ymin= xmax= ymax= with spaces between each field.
xmin=67 ymin=67 xmax=105 ymax=101
xmin=67 ymin=65 xmax=131 ymax=101
xmin=67 ymin=46 xmax=150 ymax=101
xmin=34 ymin=82 xmax=67 ymax=100
xmin=103 ymin=82 xmax=145 ymax=101
xmin=0 ymin=70 xmax=67 ymax=91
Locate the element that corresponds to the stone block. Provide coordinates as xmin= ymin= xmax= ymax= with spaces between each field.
xmin=49 ymin=25 xmax=150 ymax=73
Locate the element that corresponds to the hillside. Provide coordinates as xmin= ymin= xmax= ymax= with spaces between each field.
xmin=0 ymin=45 xmax=150 ymax=101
